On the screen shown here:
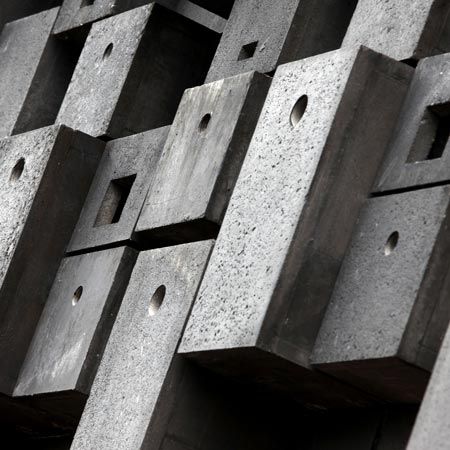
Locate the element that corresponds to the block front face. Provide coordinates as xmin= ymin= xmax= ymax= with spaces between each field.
xmin=136 ymin=72 xmax=270 ymax=238
xmin=0 ymin=8 xmax=58 ymax=137
xmin=375 ymin=54 xmax=450 ymax=193
xmin=71 ymin=241 xmax=214 ymax=450
xmin=68 ymin=127 xmax=169 ymax=253
xmin=14 ymin=247 xmax=137 ymax=397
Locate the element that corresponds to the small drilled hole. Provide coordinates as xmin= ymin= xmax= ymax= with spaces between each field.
xmin=238 ymin=41 xmax=258 ymax=61
xmin=81 ymin=0 xmax=95 ymax=7
xmin=199 ymin=113 xmax=211 ymax=132
xmin=384 ymin=232 xmax=399 ymax=256
xmin=290 ymin=95 xmax=308 ymax=127
xmin=148 ymin=285 xmax=166 ymax=317
xmin=10 ymin=158 xmax=25 ymax=182
xmin=103 ymin=43 xmax=113 ymax=60
xmin=72 ymin=286 xmax=83 ymax=306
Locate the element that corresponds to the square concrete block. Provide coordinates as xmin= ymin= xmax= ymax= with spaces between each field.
xmin=312 ymin=186 xmax=450 ymax=403
xmin=343 ymin=0 xmax=450 ymax=61
xmin=54 ymin=0 xmax=226 ymax=35
xmin=14 ymin=247 xmax=137 ymax=402
xmin=56 ymin=4 xmax=218 ymax=139
xmin=374 ymin=53 xmax=450 ymax=193
xmin=205 ymin=0 xmax=358 ymax=82
xmin=178 ymin=47 xmax=413 ymax=406
xmin=70 ymin=241 xmax=213 ymax=450
xmin=0 ymin=8 xmax=80 ymax=138
xmin=135 ymin=71 xmax=271 ymax=244
xmin=0 ymin=125 xmax=103 ymax=396
xmin=68 ymin=126 xmax=169 ymax=253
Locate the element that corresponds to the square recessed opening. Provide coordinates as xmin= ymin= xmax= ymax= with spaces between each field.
xmin=94 ymin=175 xmax=136 ymax=227
xmin=81 ymin=0 xmax=95 ymax=7
xmin=238 ymin=41 xmax=258 ymax=61
xmin=407 ymin=102 xmax=450 ymax=163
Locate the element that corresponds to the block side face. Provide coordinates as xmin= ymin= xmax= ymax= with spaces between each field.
xmin=14 ymin=247 xmax=129 ymax=396
xmin=56 ymin=5 xmax=152 ymax=137
xmin=313 ymin=186 xmax=450 ymax=365
xmin=179 ymin=48 xmax=359 ymax=354
xmin=71 ymin=241 xmax=213 ymax=450
xmin=68 ymin=126 xmax=169 ymax=253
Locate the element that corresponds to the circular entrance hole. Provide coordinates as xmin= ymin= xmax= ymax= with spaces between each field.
xmin=10 ymin=158 xmax=25 ymax=182
xmin=198 ymin=113 xmax=212 ymax=132
xmin=72 ymin=286 xmax=83 ymax=306
xmin=103 ymin=43 xmax=114 ymax=60
xmin=148 ymin=285 xmax=166 ymax=317
xmin=290 ymin=95 xmax=308 ymax=127
xmin=384 ymin=231 xmax=399 ymax=256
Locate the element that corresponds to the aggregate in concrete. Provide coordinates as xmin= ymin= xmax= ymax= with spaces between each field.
xmin=178 ymin=47 xmax=413 ymax=403
xmin=0 ymin=125 xmax=103 ymax=396
xmin=56 ymin=4 xmax=218 ymax=139
xmin=14 ymin=246 xmax=137 ymax=399
xmin=374 ymin=53 xmax=450 ymax=193
xmin=205 ymin=0 xmax=358 ymax=82
xmin=135 ymin=71 xmax=271 ymax=244
xmin=70 ymin=241 xmax=213 ymax=450
xmin=54 ymin=0 xmax=226 ymax=35
xmin=312 ymin=186 xmax=450 ymax=403
xmin=68 ymin=127 xmax=169 ymax=253
xmin=343 ymin=0 xmax=450 ymax=61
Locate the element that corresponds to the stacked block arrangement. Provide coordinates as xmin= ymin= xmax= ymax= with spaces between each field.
xmin=0 ymin=0 xmax=449 ymax=448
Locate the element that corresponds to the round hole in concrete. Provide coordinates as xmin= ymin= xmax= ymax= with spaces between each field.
xmin=10 ymin=158 xmax=25 ymax=182
xmin=384 ymin=231 xmax=399 ymax=256
xmin=72 ymin=286 xmax=83 ymax=306
xmin=148 ymin=285 xmax=166 ymax=317
xmin=103 ymin=43 xmax=114 ymax=60
xmin=290 ymin=95 xmax=308 ymax=127
xmin=199 ymin=113 xmax=212 ymax=132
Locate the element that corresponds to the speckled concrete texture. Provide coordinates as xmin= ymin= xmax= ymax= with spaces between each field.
xmin=343 ymin=0 xmax=450 ymax=61
xmin=71 ymin=241 xmax=213 ymax=450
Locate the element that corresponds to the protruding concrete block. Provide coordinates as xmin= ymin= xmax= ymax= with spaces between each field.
xmin=179 ymin=47 xmax=413 ymax=406
xmin=313 ymin=186 xmax=450 ymax=403
xmin=407 ymin=324 xmax=450 ymax=450
xmin=374 ymin=53 xmax=450 ymax=193
xmin=56 ymin=4 xmax=218 ymax=139
xmin=343 ymin=0 xmax=450 ymax=61
xmin=54 ymin=0 xmax=226 ymax=35
xmin=0 ymin=8 xmax=80 ymax=138
xmin=0 ymin=125 xmax=103 ymax=396
xmin=14 ymin=247 xmax=137 ymax=403
xmin=136 ymin=72 xmax=271 ymax=244
xmin=205 ymin=0 xmax=358 ymax=82
xmin=71 ymin=241 xmax=213 ymax=450
xmin=68 ymin=127 xmax=169 ymax=253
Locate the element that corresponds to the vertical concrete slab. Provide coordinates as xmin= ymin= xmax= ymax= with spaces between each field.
xmin=68 ymin=127 xmax=169 ymax=253
xmin=205 ymin=0 xmax=358 ymax=82
xmin=56 ymin=4 xmax=219 ymax=139
xmin=178 ymin=47 xmax=412 ymax=405
xmin=71 ymin=241 xmax=214 ymax=450
xmin=135 ymin=72 xmax=271 ymax=244
xmin=0 ymin=125 xmax=104 ymax=396
xmin=313 ymin=186 xmax=450 ymax=403
xmin=343 ymin=0 xmax=450 ymax=61
xmin=374 ymin=53 xmax=450 ymax=193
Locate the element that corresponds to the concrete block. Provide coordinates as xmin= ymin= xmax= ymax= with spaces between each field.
xmin=189 ymin=0 xmax=235 ymax=18
xmin=70 ymin=241 xmax=213 ymax=450
xmin=56 ymin=4 xmax=218 ymax=139
xmin=312 ymin=186 xmax=450 ymax=403
xmin=0 ymin=1 xmax=60 ymax=32
xmin=374 ymin=53 xmax=450 ymax=193
xmin=0 ymin=125 xmax=104 ymax=396
xmin=68 ymin=127 xmax=169 ymax=253
xmin=343 ymin=0 xmax=450 ymax=61
xmin=205 ymin=0 xmax=358 ymax=82
xmin=54 ymin=0 xmax=226 ymax=35
xmin=135 ymin=71 xmax=271 ymax=244
xmin=407 ymin=323 xmax=450 ymax=450
xmin=14 ymin=247 xmax=137 ymax=402
xmin=0 ymin=8 xmax=81 ymax=138
xmin=178 ymin=47 xmax=413 ymax=406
